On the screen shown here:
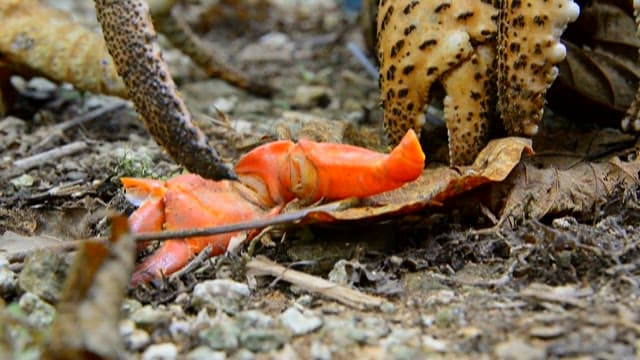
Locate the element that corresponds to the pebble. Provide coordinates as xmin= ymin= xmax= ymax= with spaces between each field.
xmin=310 ymin=340 xmax=332 ymax=360
xmin=131 ymin=305 xmax=172 ymax=330
xmin=494 ymin=338 xmax=545 ymax=360
xmin=18 ymin=250 xmax=70 ymax=302
xmin=18 ymin=292 xmax=56 ymax=327
xmin=293 ymin=85 xmax=334 ymax=109
xmin=10 ymin=174 xmax=35 ymax=188
xmin=0 ymin=256 xmax=17 ymax=297
xmin=193 ymin=279 xmax=249 ymax=304
xmin=232 ymin=349 xmax=256 ymax=360
xmin=198 ymin=322 xmax=240 ymax=351
xmin=239 ymin=328 xmax=290 ymax=353
xmin=238 ymin=32 xmax=294 ymax=62
xmin=279 ymin=307 xmax=323 ymax=335
xmin=141 ymin=343 xmax=178 ymax=360
xmin=211 ymin=97 xmax=237 ymax=114
xmin=237 ymin=310 xmax=273 ymax=329
xmin=126 ymin=329 xmax=151 ymax=351
xmin=186 ymin=346 xmax=226 ymax=360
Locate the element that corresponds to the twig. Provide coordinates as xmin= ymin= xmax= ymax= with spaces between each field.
xmin=34 ymin=101 xmax=127 ymax=149
xmin=246 ymin=256 xmax=385 ymax=310
xmin=12 ymin=141 xmax=88 ymax=170
xmin=133 ymin=199 xmax=358 ymax=243
xmin=6 ymin=199 xmax=358 ymax=263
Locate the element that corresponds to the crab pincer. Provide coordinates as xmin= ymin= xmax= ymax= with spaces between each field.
xmin=235 ymin=129 xmax=425 ymax=206
xmin=123 ymin=130 xmax=424 ymax=285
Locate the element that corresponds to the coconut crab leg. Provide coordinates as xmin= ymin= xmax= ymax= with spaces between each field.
xmin=441 ymin=43 xmax=496 ymax=165
xmin=377 ymin=0 xmax=498 ymax=146
xmin=94 ymin=0 xmax=236 ymax=180
xmin=496 ymin=0 xmax=580 ymax=136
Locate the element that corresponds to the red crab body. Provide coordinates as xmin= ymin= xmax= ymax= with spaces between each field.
xmin=123 ymin=130 xmax=425 ymax=284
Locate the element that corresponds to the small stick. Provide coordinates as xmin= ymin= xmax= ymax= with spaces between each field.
xmin=246 ymin=256 xmax=384 ymax=310
xmin=12 ymin=141 xmax=87 ymax=170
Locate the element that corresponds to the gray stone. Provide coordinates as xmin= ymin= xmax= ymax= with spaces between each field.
xmin=237 ymin=310 xmax=273 ymax=329
xmin=310 ymin=340 xmax=332 ymax=360
xmin=131 ymin=305 xmax=172 ymax=330
xmin=18 ymin=292 xmax=56 ymax=327
xmin=198 ymin=322 xmax=239 ymax=351
xmin=186 ymin=346 xmax=226 ymax=360
xmin=0 ymin=266 xmax=17 ymax=297
xmin=279 ymin=307 xmax=323 ymax=335
xmin=141 ymin=343 xmax=178 ymax=360
xmin=18 ymin=250 xmax=70 ymax=302
xmin=192 ymin=279 xmax=250 ymax=315
xmin=239 ymin=328 xmax=289 ymax=353
xmin=125 ymin=329 xmax=151 ymax=351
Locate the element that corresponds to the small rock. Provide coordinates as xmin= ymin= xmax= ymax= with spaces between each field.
xmin=121 ymin=298 xmax=143 ymax=317
xmin=0 ymin=262 xmax=17 ymax=297
xmin=211 ymin=97 xmax=237 ymax=114
xmin=131 ymin=305 xmax=172 ymax=330
xmin=125 ymin=329 xmax=151 ymax=351
xmin=119 ymin=319 xmax=136 ymax=337
xmin=18 ymin=250 xmax=70 ymax=302
xmin=310 ymin=340 xmax=332 ymax=360
xmin=380 ymin=302 xmax=396 ymax=314
xmin=422 ymin=335 xmax=448 ymax=352
xmin=18 ymin=292 xmax=56 ymax=327
xmin=10 ymin=174 xmax=35 ymax=188
xmin=238 ymin=32 xmax=294 ymax=62
xmin=494 ymin=338 xmax=545 ymax=360
xmin=198 ymin=322 xmax=240 ymax=351
xmin=239 ymin=328 xmax=289 ymax=353
xmin=235 ymin=99 xmax=271 ymax=115
xmin=236 ymin=310 xmax=273 ymax=329
xmin=293 ymin=85 xmax=333 ymax=109
xmin=186 ymin=346 xmax=226 ymax=360
xmin=142 ymin=343 xmax=178 ymax=360
xmin=193 ymin=279 xmax=249 ymax=303
xmin=279 ymin=307 xmax=323 ymax=335
xmin=232 ymin=349 xmax=256 ymax=360
xmin=295 ymin=295 xmax=313 ymax=307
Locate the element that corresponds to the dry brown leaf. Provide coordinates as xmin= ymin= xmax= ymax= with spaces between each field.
xmin=43 ymin=217 xmax=135 ymax=360
xmin=498 ymin=154 xmax=640 ymax=225
xmin=549 ymin=0 xmax=640 ymax=122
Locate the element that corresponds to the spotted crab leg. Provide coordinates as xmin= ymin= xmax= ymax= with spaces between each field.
xmin=377 ymin=0 xmax=497 ymax=146
xmin=94 ymin=0 xmax=236 ymax=180
xmin=441 ymin=43 xmax=496 ymax=165
xmin=496 ymin=0 xmax=580 ymax=136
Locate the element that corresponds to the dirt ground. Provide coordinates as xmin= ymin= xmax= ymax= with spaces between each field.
xmin=1 ymin=1 xmax=639 ymax=359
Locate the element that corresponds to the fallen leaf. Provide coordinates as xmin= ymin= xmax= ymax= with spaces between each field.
xmin=43 ymin=217 xmax=135 ymax=359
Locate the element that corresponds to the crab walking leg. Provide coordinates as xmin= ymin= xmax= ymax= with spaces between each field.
xmin=441 ymin=44 xmax=495 ymax=165
xmin=376 ymin=0 xmax=497 ymax=145
xmin=496 ymin=0 xmax=580 ymax=136
xmin=94 ymin=0 xmax=235 ymax=180
xmin=236 ymin=129 xmax=425 ymax=206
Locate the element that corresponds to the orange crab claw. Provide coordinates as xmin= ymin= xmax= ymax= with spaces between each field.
xmin=235 ymin=129 xmax=425 ymax=205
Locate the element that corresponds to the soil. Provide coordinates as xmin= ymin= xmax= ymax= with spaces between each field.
xmin=0 ymin=1 xmax=639 ymax=359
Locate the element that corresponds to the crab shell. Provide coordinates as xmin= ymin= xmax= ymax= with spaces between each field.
xmin=123 ymin=130 xmax=425 ymax=284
